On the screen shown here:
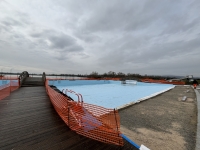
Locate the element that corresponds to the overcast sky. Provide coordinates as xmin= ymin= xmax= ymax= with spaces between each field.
xmin=0 ymin=0 xmax=200 ymax=76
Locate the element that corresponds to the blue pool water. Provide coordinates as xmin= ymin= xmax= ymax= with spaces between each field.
xmin=49 ymin=80 xmax=175 ymax=109
xmin=0 ymin=80 xmax=10 ymax=86
xmin=0 ymin=80 xmax=18 ymax=86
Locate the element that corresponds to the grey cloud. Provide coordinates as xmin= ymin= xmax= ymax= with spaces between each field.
xmin=75 ymin=32 xmax=101 ymax=43
xmin=48 ymin=34 xmax=75 ymax=49
xmin=79 ymin=1 xmax=159 ymax=32
xmin=77 ymin=0 xmax=198 ymax=37
xmin=53 ymin=53 xmax=68 ymax=61
xmin=30 ymin=33 xmax=43 ymax=38
xmin=52 ymin=50 xmax=87 ymax=61
xmin=0 ymin=24 xmax=8 ymax=32
xmin=62 ymin=45 xmax=84 ymax=52
xmin=135 ymin=37 xmax=200 ymax=63
xmin=0 ymin=11 xmax=30 ymax=29
xmin=161 ymin=14 xmax=200 ymax=35
xmin=1 ymin=17 xmax=23 ymax=27
xmin=96 ymin=31 xmax=200 ymax=73
xmin=79 ymin=53 xmax=90 ymax=59
xmin=1 ymin=0 xmax=200 ymax=76
xmin=142 ymin=53 xmax=200 ymax=75
xmin=29 ymin=29 xmax=84 ymax=55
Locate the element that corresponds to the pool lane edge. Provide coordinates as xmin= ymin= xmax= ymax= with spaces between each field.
xmin=117 ymin=85 xmax=176 ymax=111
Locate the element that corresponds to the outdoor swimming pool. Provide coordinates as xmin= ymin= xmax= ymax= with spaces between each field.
xmin=49 ymin=80 xmax=175 ymax=109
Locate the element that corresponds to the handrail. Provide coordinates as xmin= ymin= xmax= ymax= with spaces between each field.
xmin=64 ymin=89 xmax=83 ymax=103
xmin=18 ymin=71 xmax=29 ymax=87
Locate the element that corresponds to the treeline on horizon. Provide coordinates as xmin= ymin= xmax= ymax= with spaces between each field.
xmin=1 ymin=71 xmax=198 ymax=80
xmin=84 ymin=71 xmax=181 ymax=80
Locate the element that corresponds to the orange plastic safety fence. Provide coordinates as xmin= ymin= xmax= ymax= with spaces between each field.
xmin=45 ymin=80 xmax=123 ymax=146
xmin=0 ymin=80 xmax=19 ymax=100
xmin=141 ymin=78 xmax=185 ymax=85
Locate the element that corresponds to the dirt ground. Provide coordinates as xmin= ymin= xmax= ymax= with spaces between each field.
xmin=119 ymin=86 xmax=197 ymax=150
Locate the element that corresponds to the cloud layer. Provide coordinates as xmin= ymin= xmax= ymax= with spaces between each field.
xmin=0 ymin=0 xmax=200 ymax=76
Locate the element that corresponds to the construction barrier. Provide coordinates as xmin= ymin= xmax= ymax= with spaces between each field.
xmin=141 ymin=78 xmax=185 ymax=85
xmin=0 ymin=80 xmax=19 ymax=100
xmin=45 ymin=80 xmax=123 ymax=146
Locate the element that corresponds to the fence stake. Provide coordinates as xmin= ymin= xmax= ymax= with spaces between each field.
xmin=68 ymin=106 xmax=70 ymax=127
xmin=114 ymin=108 xmax=121 ymax=145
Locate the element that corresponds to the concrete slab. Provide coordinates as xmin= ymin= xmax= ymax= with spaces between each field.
xmin=120 ymin=86 xmax=196 ymax=150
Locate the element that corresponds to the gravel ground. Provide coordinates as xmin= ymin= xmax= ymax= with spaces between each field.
xmin=119 ymin=86 xmax=197 ymax=150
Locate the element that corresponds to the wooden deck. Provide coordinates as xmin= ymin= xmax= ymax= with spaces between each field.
xmin=0 ymin=86 xmax=136 ymax=150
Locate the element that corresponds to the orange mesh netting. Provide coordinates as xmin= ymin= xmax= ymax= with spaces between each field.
xmin=141 ymin=78 xmax=185 ymax=85
xmin=0 ymin=80 xmax=19 ymax=100
xmin=45 ymin=80 xmax=123 ymax=146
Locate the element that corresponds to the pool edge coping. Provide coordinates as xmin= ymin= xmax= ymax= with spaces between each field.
xmin=117 ymin=85 xmax=176 ymax=110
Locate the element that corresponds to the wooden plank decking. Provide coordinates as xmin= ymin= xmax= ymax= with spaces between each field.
xmin=0 ymin=86 xmax=136 ymax=150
